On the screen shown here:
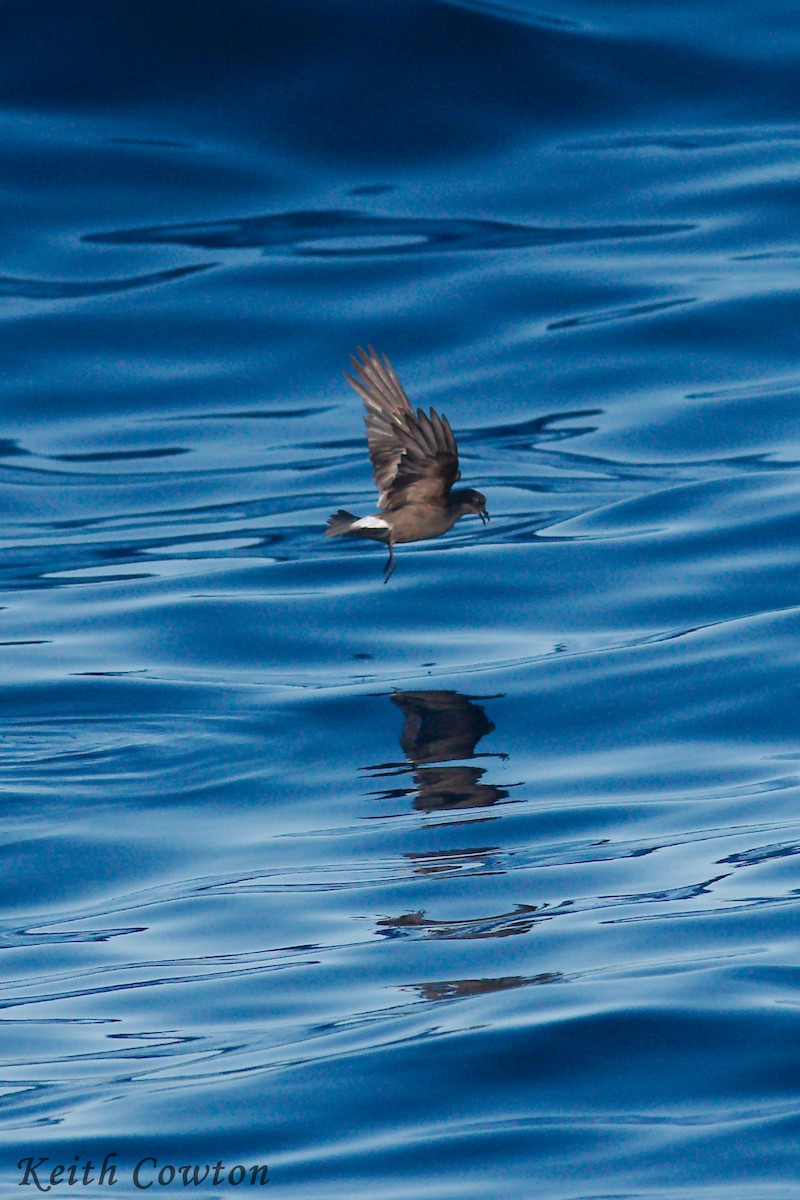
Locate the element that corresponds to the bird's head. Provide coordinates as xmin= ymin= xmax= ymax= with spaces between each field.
xmin=459 ymin=489 xmax=490 ymax=524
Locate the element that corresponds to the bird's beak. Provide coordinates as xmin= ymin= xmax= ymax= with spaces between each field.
xmin=479 ymin=508 xmax=490 ymax=524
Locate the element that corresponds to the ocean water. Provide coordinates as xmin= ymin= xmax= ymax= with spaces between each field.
xmin=3 ymin=1 xmax=800 ymax=1196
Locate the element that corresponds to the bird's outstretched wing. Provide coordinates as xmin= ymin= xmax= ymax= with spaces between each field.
xmin=344 ymin=346 xmax=460 ymax=510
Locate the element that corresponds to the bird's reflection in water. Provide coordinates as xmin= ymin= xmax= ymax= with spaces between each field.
xmin=367 ymin=691 xmax=551 ymax=995
xmin=409 ymin=973 xmax=561 ymax=1002
xmin=365 ymin=690 xmax=509 ymax=812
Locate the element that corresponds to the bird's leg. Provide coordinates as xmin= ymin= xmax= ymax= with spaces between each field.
xmin=382 ymin=540 xmax=396 ymax=584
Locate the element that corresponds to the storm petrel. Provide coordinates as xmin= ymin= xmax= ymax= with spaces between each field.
xmin=326 ymin=346 xmax=489 ymax=581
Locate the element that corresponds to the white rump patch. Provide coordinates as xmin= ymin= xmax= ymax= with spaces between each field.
xmin=351 ymin=516 xmax=390 ymax=531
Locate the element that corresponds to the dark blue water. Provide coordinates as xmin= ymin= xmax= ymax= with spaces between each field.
xmin=4 ymin=1 xmax=800 ymax=1196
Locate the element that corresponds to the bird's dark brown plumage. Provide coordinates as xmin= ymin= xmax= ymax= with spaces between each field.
xmin=343 ymin=347 xmax=459 ymax=508
xmin=327 ymin=346 xmax=488 ymax=581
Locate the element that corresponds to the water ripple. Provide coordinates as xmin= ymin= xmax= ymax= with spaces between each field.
xmin=0 ymin=264 xmax=212 ymax=301
xmin=85 ymin=209 xmax=695 ymax=259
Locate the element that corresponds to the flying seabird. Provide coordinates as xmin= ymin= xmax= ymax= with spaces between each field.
xmin=326 ymin=346 xmax=489 ymax=581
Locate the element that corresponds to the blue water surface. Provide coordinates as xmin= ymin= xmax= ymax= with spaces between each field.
xmin=3 ymin=1 xmax=800 ymax=1197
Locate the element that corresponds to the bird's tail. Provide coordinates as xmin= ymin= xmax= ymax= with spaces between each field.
xmin=326 ymin=509 xmax=358 ymax=537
